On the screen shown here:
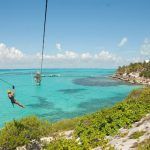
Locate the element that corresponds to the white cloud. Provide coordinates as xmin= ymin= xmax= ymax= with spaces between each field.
xmin=94 ymin=50 xmax=116 ymax=61
xmin=56 ymin=43 xmax=62 ymax=51
xmin=65 ymin=51 xmax=78 ymax=59
xmin=41 ymin=50 xmax=117 ymax=62
xmin=37 ymin=51 xmax=79 ymax=60
xmin=0 ymin=42 xmax=123 ymax=68
xmin=81 ymin=52 xmax=92 ymax=60
xmin=118 ymin=37 xmax=128 ymax=47
xmin=0 ymin=43 xmax=24 ymax=60
xmin=40 ymin=50 xmax=121 ymax=67
xmin=140 ymin=38 xmax=150 ymax=56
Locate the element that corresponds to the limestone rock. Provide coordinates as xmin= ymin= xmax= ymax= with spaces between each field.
xmin=65 ymin=130 xmax=74 ymax=139
xmin=16 ymin=146 xmax=26 ymax=150
xmin=40 ymin=136 xmax=53 ymax=144
xmin=92 ymin=146 xmax=102 ymax=150
xmin=26 ymin=140 xmax=41 ymax=150
xmin=109 ymin=114 xmax=150 ymax=150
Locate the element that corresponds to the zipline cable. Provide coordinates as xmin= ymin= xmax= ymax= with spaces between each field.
xmin=0 ymin=78 xmax=15 ymax=89
xmin=40 ymin=0 xmax=48 ymax=75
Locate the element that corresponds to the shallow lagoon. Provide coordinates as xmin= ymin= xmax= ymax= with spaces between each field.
xmin=0 ymin=69 xmax=139 ymax=127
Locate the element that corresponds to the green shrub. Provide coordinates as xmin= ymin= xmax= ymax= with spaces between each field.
xmin=74 ymin=88 xmax=150 ymax=148
xmin=138 ymin=139 xmax=150 ymax=150
xmin=140 ymin=70 xmax=150 ymax=78
xmin=0 ymin=116 xmax=52 ymax=150
xmin=129 ymin=131 xmax=145 ymax=139
xmin=50 ymin=117 xmax=81 ymax=135
xmin=45 ymin=139 xmax=84 ymax=150
xmin=117 ymin=61 xmax=150 ymax=76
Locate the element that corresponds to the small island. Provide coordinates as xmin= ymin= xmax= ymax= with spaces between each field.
xmin=112 ymin=61 xmax=150 ymax=85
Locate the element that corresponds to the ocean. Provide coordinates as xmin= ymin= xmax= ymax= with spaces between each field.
xmin=0 ymin=69 xmax=139 ymax=127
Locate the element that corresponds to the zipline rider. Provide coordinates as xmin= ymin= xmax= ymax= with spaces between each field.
xmin=7 ymin=87 xmax=25 ymax=108
xmin=34 ymin=71 xmax=41 ymax=85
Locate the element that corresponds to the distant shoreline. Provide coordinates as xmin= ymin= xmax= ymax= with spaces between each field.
xmin=110 ymin=74 xmax=150 ymax=86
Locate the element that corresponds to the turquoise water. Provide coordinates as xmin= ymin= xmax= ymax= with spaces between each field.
xmin=0 ymin=69 xmax=139 ymax=127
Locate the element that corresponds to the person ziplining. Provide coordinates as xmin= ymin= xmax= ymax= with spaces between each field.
xmin=34 ymin=71 xmax=42 ymax=86
xmin=7 ymin=87 xmax=25 ymax=108
xmin=0 ymin=78 xmax=24 ymax=108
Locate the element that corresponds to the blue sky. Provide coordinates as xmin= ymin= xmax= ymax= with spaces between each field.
xmin=0 ymin=0 xmax=150 ymax=68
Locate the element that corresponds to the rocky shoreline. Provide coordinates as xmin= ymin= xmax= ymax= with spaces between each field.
xmin=111 ymin=73 xmax=150 ymax=86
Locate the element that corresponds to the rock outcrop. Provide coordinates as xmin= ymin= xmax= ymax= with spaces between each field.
xmin=109 ymin=114 xmax=150 ymax=150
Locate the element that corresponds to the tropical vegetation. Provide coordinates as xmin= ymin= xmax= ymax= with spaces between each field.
xmin=117 ymin=61 xmax=150 ymax=78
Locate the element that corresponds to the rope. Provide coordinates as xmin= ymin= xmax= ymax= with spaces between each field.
xmin=0 ymin=78 xmax=14 ymax=89
xmin=40 ymin=0 xmax=48 ymax=75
